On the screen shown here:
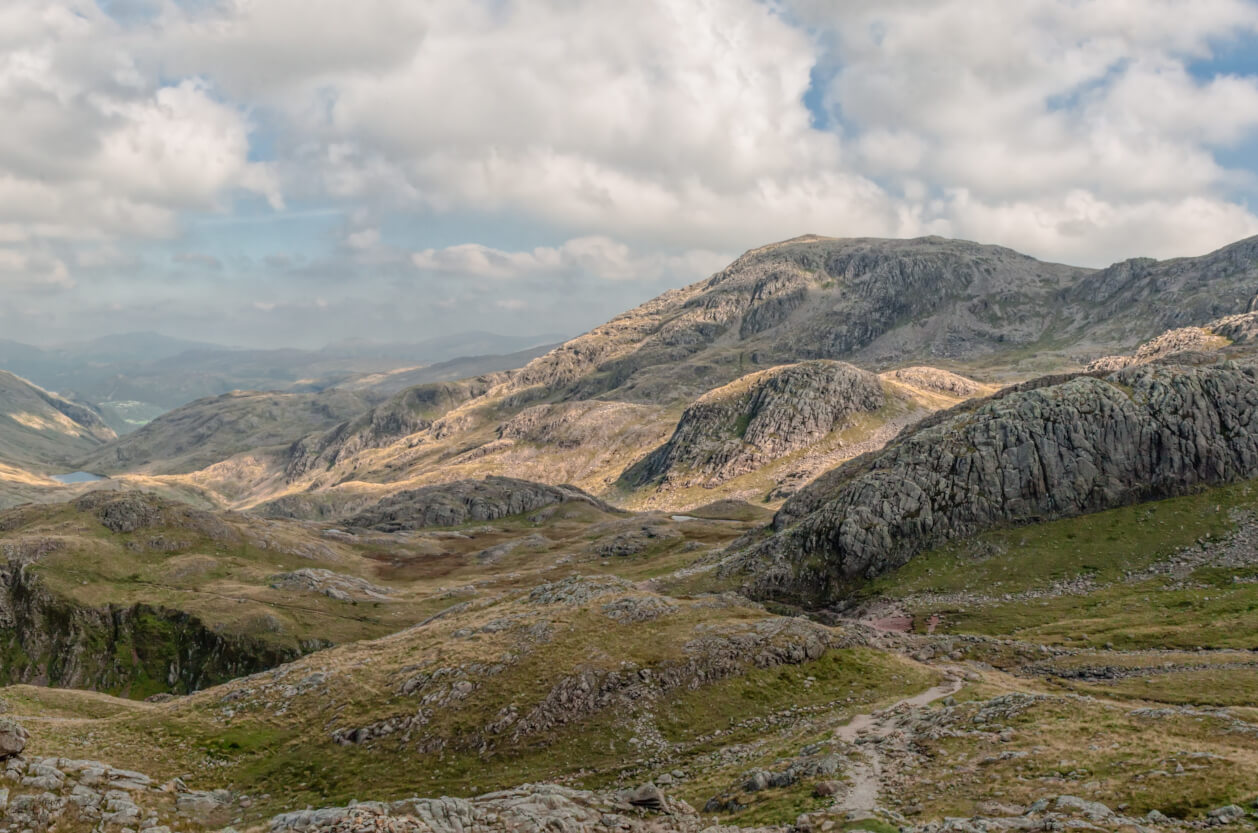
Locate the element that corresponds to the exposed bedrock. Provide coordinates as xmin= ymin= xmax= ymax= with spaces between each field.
xmin=729 ymin=363 xmax=1258 ymax=606
xmin=346 ymin=476 xmax=616 ymax=532
xmin=622 ymin=360 xmax=884 ymax=489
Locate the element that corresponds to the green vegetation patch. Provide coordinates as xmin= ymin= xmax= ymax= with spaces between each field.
xmin=868 ymin=484 xmax=1251 ymax=600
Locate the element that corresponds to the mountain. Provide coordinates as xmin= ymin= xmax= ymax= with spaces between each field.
xmin=189 ymin=234 xmax=1252 ymax=520
xmin=76 ymin=388 xmax=376 ymax=476
xmin=497 ymin=234 xmax=1258 ymax=409
xmin=4 ymin=235 xmax=1258 ymax=832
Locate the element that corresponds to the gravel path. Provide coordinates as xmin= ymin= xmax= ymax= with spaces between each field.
xmin=833 ymin=678 xmax=963 ymax=815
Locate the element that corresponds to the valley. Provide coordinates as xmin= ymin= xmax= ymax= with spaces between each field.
xmin=0 ymin=235 xmax=1256 ymax=833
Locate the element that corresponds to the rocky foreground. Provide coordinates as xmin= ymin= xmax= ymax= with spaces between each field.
xmin=0 ymin=697 xmax=1252 ymax=833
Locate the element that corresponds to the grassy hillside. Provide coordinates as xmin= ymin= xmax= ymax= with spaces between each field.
xmin=0 ymin=370 xmax=115 ymax=471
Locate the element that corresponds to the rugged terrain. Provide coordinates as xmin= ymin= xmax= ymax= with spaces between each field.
xmin=725 ymin=361 xmax=1258 ymax=605
xmin=0 ymin=235 xmax=1257 ymax=832
xmin=49 ymin=232 xmax=1254 ymax=523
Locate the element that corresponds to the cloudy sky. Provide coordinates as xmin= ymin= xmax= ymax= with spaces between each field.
xmin=3 ymin=0 xmax=1258 ymax=348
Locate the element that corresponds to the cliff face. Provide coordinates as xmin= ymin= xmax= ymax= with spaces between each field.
xmin=622 ymin=361 xmax=885 ymax=489
xmin=730 ymin=363 xmax=1258 ymax=606
xmin=0 ymin=561 xmax=301 ymax=697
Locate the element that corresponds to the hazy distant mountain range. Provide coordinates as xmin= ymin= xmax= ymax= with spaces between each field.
xmin=0 ymin=330 xmax=564 ymax=433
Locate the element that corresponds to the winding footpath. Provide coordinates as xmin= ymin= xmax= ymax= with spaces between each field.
xmin=833 ymin=678 xmax=964 ymax=815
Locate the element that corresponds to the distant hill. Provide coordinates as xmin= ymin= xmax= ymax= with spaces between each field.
xmin=0 ymin=330 xmax=567 ymax=432
xmin=338 ymin=342 xmax=561 ymax=396
xmin=77 ymin=388 xmax=375 ymax=476
xmin=0 ymin=370 xmax=115 ymax=470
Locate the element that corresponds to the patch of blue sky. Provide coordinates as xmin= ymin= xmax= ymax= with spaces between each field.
xmin=1188 ymin=30 xmax=1258 ymax=80
xmin=803 ymin=62 xmax=839 ymax=131
xmin=377 ymin=211 xmax=578 ymax=256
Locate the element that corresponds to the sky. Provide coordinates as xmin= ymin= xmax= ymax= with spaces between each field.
xmin=3 ymin=0 xmax=1258 ymax=348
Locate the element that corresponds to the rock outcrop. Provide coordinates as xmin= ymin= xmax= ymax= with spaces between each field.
xmin=72 ymin=490 xmax=234 ymax=538
xmin=1087 ymin=327 xmax=1229 ymax=372
xmin=1087 ymin=310 xmax=1258 ymax=373
xmin=269 ymin=569 xmax=394 ymax=602
xmin=346 ymin=477 xmax=615 ymax=531
xmin=621 ymin=361 xmax=884 ymax=489
xmin=886 ymin=366 xmax=986 ymax=397
xmin=729 ymin=363 xmax=1258 ymax=605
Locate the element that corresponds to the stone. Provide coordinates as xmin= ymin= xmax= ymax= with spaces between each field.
xmin=1208 ymin=805 xmax=1246 ymax=822
xmin=626 ymin=783 xmax=665 ymax=812
xmin=0 ymin=720 xmax=28 ymax=759
xmin=814 ymin=780 xmax=843 ymax=797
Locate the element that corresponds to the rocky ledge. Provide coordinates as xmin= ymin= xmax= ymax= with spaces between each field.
xmin=728 ymin=362 xmax=1258 ymax=605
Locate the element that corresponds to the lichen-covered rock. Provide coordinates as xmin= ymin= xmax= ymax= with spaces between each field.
xmin=269 ymin=569 xmax=394 ymax=602
xmin=0 ymin=719 xmax=27 ymax=758
xmin=730 ymin=363 xmax=1258 ymax=605
xmin=346 ymin=477 xmax=613 ymax=531
xmin=1086 ymin=326 xmax=1228 ymax=372
xmin=622 ymin=361 xmax=884 ymax=489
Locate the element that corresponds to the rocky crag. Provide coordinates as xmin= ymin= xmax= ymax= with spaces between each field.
xmin=728 ymin=362 xmax=1258 ymax=605
xmin=622 ymin=361 xmax=885 ymax=490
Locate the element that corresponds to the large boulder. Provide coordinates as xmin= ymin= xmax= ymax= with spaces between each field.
xmin=0 ymin=718 xmax=29 ymax=758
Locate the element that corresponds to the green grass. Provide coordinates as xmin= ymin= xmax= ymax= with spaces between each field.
xmin=925 ymin=570 xmax=1258 ymax=650
xmin=657 ymin=647 xmax=936 ymax=745
xmin=857 ymin=481 xmax=1258 ymax=649
xmin=867 ymin=484 xmax=1252 ymax=600
xmin=1060 ymin=666 xmax=1258 ymax=707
